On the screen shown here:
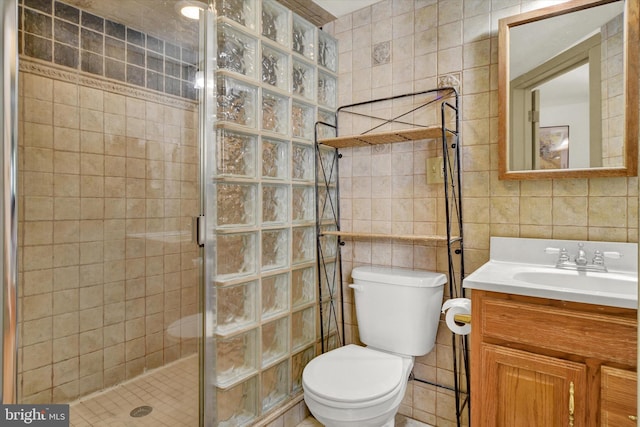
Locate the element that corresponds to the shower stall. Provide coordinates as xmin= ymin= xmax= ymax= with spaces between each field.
xmin=1 ymin=0 xmax=338 ymax=425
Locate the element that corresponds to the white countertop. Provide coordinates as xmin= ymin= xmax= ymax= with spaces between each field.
xmin=463 ymin=237 xmax=638 ymax=309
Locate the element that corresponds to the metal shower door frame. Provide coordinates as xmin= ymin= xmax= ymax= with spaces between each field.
xmin=200 ymin=2 xmax=218 ymax=426
xmin=0 ymin=0 xmax=18 ymax=405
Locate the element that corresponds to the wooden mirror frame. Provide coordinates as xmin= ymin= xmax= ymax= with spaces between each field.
xmin=498 ymin=0 xmax=639 ymax=180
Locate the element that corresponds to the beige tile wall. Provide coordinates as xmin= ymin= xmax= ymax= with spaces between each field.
xmin=18 ymin=62 xmax=200 ymax=404
xmin=321 ymin=1 xmax=638 ymax=426
xmin=602 ymin=13 xmax=626 ymax=166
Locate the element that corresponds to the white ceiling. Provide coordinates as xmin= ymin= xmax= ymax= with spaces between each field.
xmin=312 ymin=0 xmax=380 ymax=18
xmin=509 ymin=1 xmax=624 ymax=109
xmin=62 ymin=0 xmax=200 ymax=47
xmin=61 ymin=0 xmax=380 ymax=50
xmin=509 ymin=1 xmax=624 ymax=79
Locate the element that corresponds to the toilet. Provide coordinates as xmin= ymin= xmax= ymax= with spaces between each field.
xmin=302 ymin=266 xmax=446 ymax=427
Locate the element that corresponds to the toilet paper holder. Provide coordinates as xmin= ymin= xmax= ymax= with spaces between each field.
xmin=453 ymin=313 xmax=471 ymax=324
xmin=442 ymin=298 xmax=472 ymax=334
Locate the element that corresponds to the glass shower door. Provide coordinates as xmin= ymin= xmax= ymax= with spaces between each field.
xmin=13 ymin=0 xmax=206 ymax=425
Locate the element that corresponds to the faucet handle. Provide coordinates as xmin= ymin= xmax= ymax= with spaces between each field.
xmin=558 ymin=248 xmax=570 ymax=262
xmin=591 ymin=250 xmax=620 ymax=272
xmin=603 ymin=251 xmax=622 ymax=259
xmin=592 ymin=250 xmax=605 ymax=265
xmin=545 ymin=247 xmax=570 ymax=262
xmin=592 ymin=250 xmax=622 ymax=265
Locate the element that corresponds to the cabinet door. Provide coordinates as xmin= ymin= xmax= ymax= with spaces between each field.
xmin=480 ymin=344 xmax=588 ymax=427
xmin=601 ymin=366 xmax=638 ymax=426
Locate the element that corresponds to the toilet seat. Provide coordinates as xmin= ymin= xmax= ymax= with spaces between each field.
xmin=303 ymin=345 xmax=404 ymax=403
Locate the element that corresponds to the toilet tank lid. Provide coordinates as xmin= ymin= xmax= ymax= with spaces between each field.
xmin=352 ymin=266 xmax=447 ymax=287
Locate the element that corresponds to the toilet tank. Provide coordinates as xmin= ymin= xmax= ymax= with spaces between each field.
xmin=351 ymin=266 xmax=446 ymax=356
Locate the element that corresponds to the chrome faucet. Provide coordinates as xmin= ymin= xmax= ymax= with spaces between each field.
xmin=574 ymin=243 xmax=588 ymax=266
xmin=545 ymin=243 xmax=621 ymax=272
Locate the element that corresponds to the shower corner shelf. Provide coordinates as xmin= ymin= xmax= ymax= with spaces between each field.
xmin=314 ymin=86 xmax=468 ymax=427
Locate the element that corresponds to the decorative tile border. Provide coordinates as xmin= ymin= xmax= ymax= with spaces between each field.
xmin=20 ymin=57 xmax=198 ymax=111
xmin=19 ymin=0 xmax=199 ymax=100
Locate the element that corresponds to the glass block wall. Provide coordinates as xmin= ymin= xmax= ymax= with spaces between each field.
xmin=211 ymin=0 xmax=337 ymax=423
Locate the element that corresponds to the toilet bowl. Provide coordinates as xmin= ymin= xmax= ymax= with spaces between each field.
xmin=303 ymin=344 xmax=413 ymax=427
xmin=302 ymin=266 xmax=447 ymax=427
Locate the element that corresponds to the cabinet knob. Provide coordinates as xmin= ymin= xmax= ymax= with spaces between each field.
xmin=629 ymin=415 xmax=638 ymax=421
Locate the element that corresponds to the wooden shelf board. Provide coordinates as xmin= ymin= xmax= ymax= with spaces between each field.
xmin=321 ymin=230 xmax=455 ymax=243
xmin=318 ymin=127 xmax=444 ymax=148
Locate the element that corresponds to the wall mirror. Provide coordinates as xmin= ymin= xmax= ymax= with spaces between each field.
xmin=498 ymin=0 xmax=639 ymax=180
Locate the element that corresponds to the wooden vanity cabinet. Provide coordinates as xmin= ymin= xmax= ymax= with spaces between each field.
xmin=470 ymin=290 xmax=637 ymax=427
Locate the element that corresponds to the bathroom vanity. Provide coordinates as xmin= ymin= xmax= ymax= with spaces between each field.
xmin=470 ymin=290 xmax=636 ymax=426
xmin=464 ymin=237 xmax=638 ymax=426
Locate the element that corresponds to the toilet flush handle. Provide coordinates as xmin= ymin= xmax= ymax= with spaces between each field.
xmin=349 ymin=284 xmax=364 ymax=292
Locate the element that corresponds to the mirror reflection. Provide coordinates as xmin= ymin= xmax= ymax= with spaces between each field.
xmin=499 ymin=0 xmax=638 ymax=179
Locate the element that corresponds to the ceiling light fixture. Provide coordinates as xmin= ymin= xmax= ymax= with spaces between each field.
xmin=176 ymin=0 xmax=208 ymax=20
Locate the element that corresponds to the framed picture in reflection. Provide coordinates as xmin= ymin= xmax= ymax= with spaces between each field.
xmin=538 ymin=125 xmax=569 ymax=169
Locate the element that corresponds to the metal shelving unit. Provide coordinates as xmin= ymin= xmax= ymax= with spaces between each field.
xmin=314 ymin=87 xmax=469 ymax=426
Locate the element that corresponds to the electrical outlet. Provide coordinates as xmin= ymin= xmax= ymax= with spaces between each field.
xmin=426 ymin=156 xmax=444 ymax=184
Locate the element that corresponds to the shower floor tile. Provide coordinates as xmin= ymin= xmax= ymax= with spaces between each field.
xmin=70 ymin=355 xmax=198 ymax=427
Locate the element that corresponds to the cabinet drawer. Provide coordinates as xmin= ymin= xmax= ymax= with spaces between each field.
xmin=480 ymin=297 xmax=637 ymax=365
xmin=601 ymin=366 xmax=638 ymax=426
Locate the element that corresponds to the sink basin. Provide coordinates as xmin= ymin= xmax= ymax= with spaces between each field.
xmin=513 ymin=270 xmax=636 ymax=294
xmin=463 ymin=237 xmax=638 ymax=309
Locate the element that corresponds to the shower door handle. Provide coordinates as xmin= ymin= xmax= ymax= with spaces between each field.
xmin=194 ymin=215 xmax=205 ymax=247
